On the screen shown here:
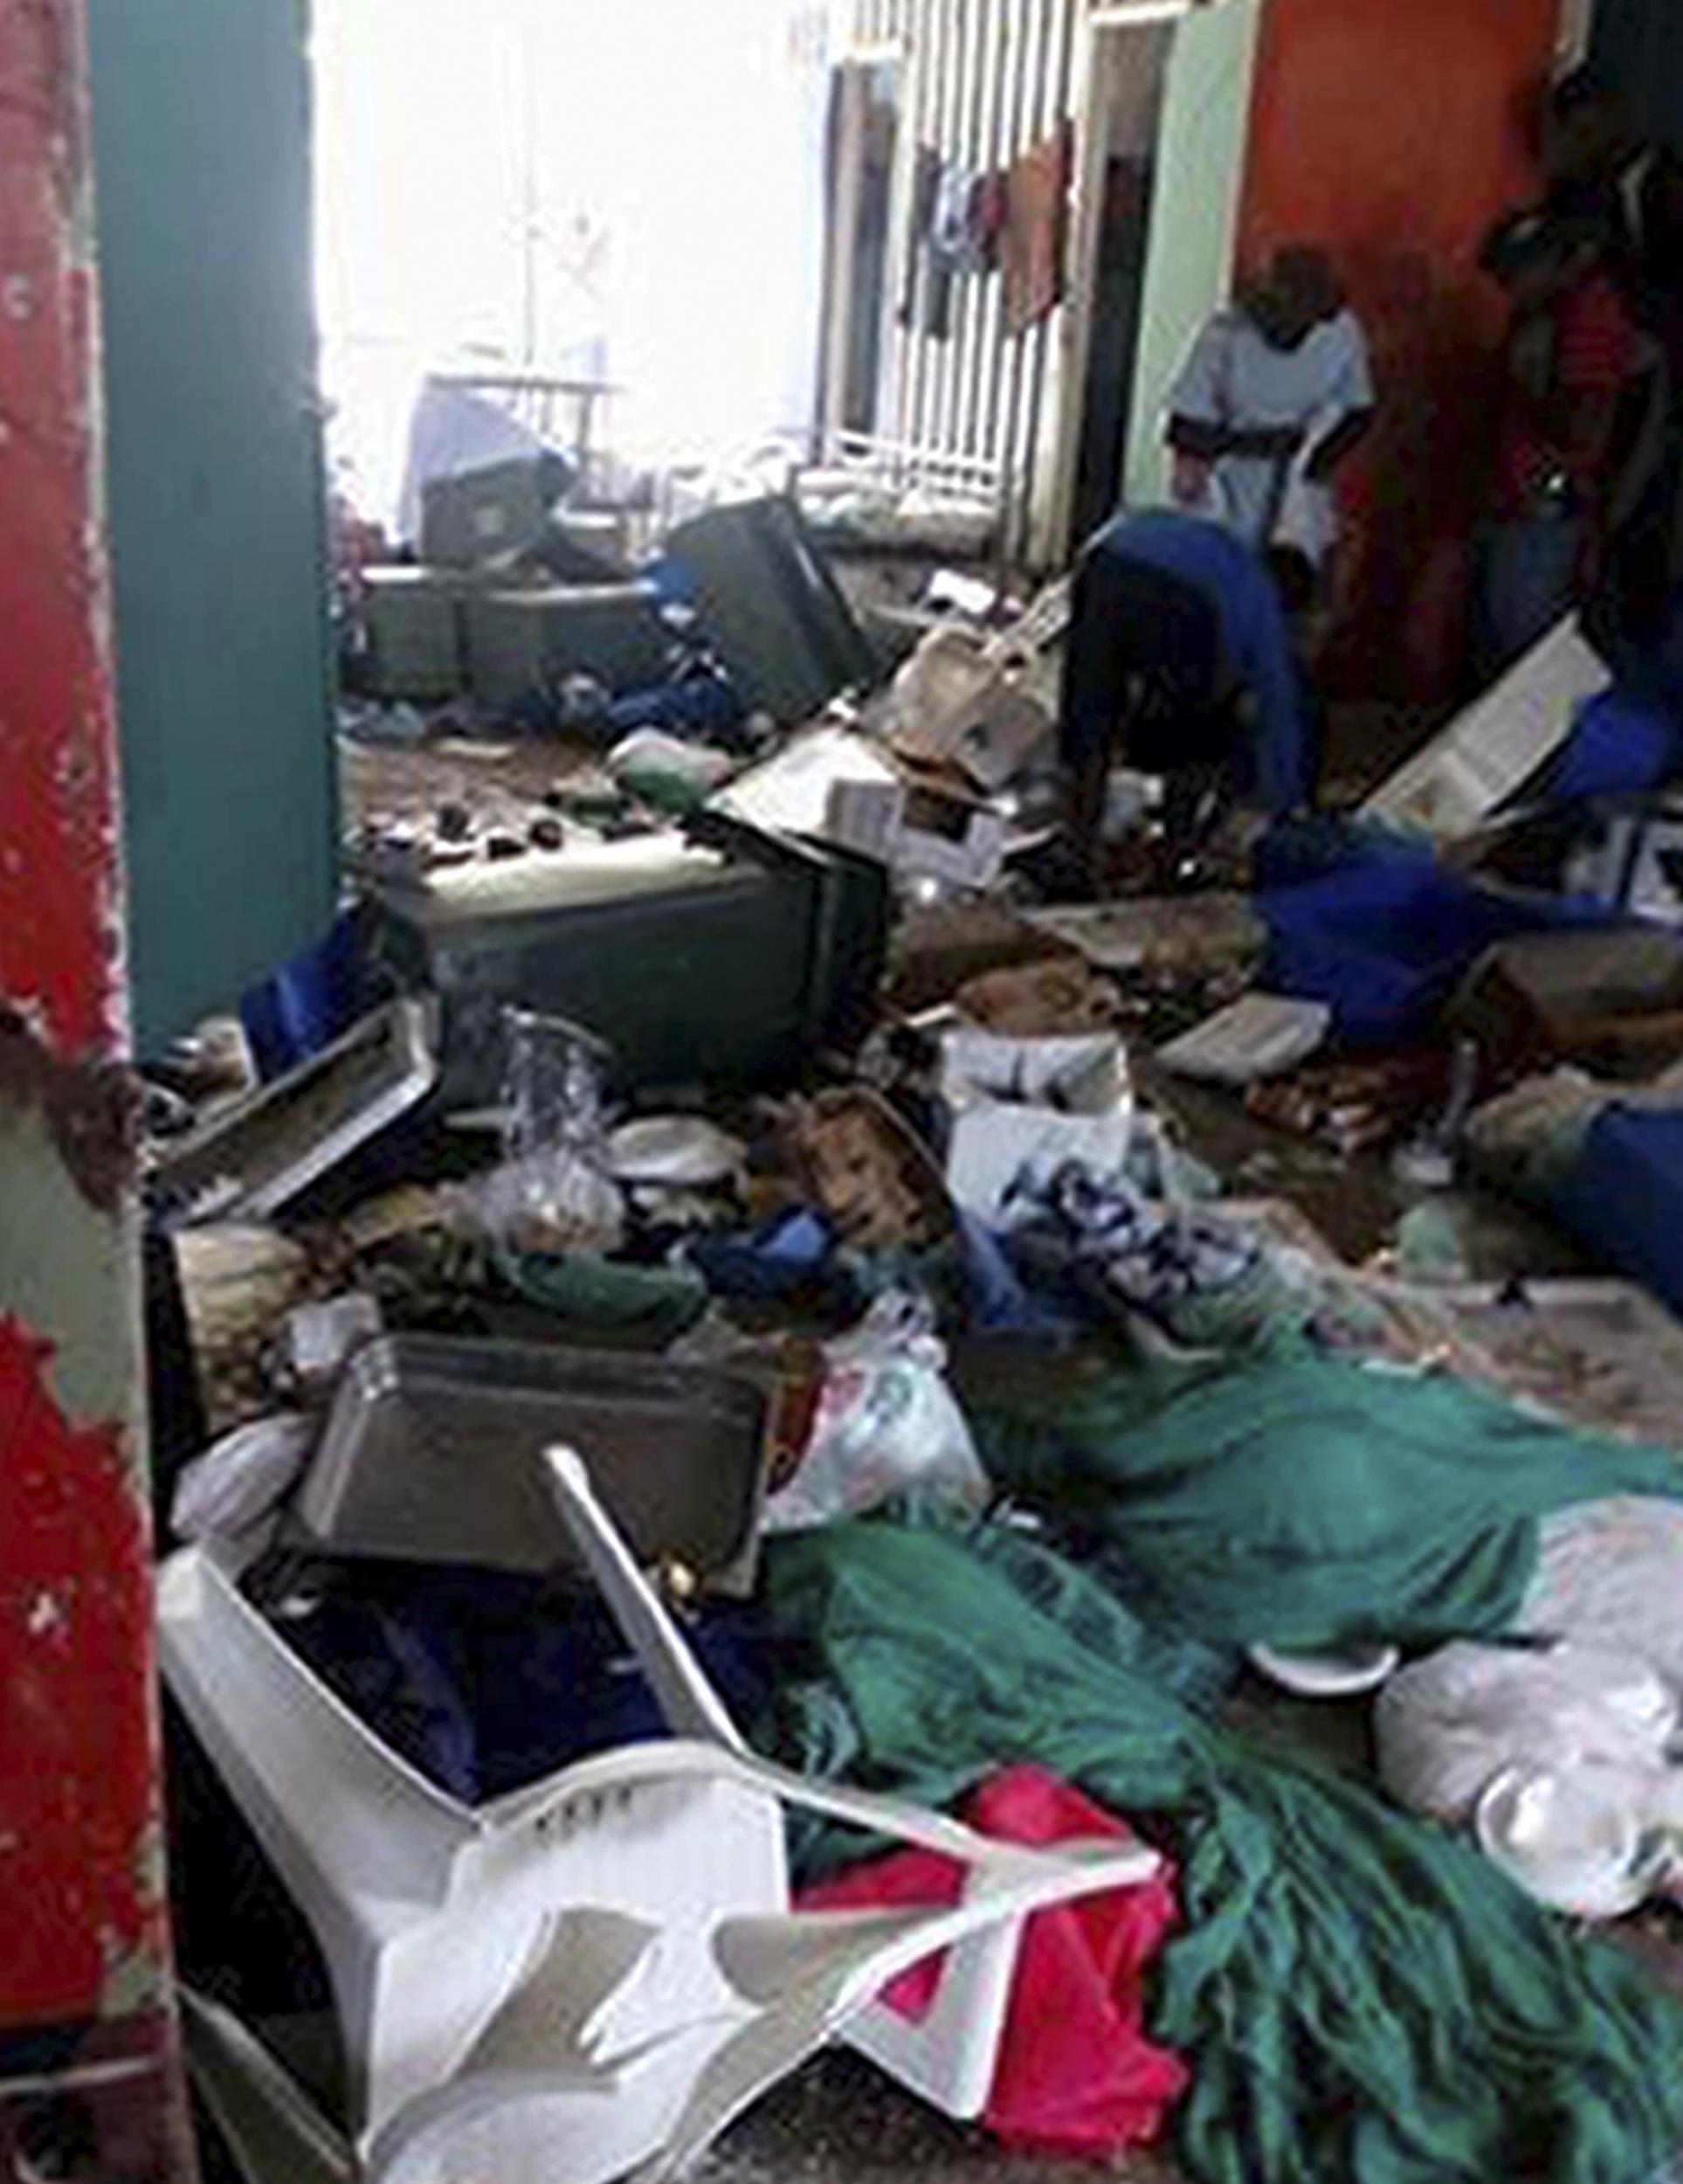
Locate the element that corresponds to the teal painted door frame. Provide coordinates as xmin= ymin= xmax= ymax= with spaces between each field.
xmin=89 ymin=0 xmax=339 ymax=1055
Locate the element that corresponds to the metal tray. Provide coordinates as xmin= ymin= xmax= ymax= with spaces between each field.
xmin=293 ymin=1334 xmax=767 ymax=1592
xmin=153 ymin=999 xmax=437 ymax=1226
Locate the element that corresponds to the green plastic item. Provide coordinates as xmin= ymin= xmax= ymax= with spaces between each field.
xmin=765 ymin=1507 xmax=1683 ymax=2184
xmin=617 ymin=766 xmax=712 ymax=819
xmin=502 ymin=1249 xmax=709 ymax=1341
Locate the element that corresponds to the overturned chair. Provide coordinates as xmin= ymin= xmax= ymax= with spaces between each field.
xmin=161 ymin=1446 xmax=1160 ymax=2182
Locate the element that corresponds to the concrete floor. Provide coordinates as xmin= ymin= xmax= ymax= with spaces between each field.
xmin=709 ymin=2051 xmax=1186 ymax=2184
xmin=707 ymin=1917 xmax=1683 ymax=2184
xmin=330 ymin=715 xmax=1683 ymax=2184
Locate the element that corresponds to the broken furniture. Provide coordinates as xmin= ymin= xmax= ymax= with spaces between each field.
xmin=462 ymin=583 xmax=673 ymax=708
xmin=151 ymin=1000 xmax=438 ymax=1227
xmin=362 ymin=571 xmax=472 ymax=704
xmin=371 ymin=816 xmax=889 ymax=1103
xmin=660 ymin=498 xmax=880 ymax=722
xmin=161 ymin=1448 xmax=1159 ymax=2182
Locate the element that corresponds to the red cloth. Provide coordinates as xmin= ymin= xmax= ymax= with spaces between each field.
xmin=1000 ymin=128 xmax=1073 ymax=338
xmin=798 ymin=1766 xmax=1188 ymax=2159
xmin=1493 ymin=271 xmax=1639 ymax=515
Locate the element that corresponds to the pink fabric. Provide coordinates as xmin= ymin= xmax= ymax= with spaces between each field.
xmin=799 ymin=1765 xmax=1189 ymax=2158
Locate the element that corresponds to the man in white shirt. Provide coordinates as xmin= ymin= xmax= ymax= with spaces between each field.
xmin=1165 ymin=246 xmax=1376 ymax=576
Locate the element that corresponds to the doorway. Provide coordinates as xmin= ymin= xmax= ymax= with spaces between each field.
xmin=1066 ymin=19 xmax=1174 ymax=552
xmin=818 ymin=57 xmax=902 ymax=450
xmin=1590 ymin=0 xmax=1683 ymax=154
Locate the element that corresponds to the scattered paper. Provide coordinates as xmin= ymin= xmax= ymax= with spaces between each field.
xmin=947 ymin=1104 xmax=1137 ymax=1225
xmin=942 ymin=1029 xmax=1129 ymax=1116
xmin=1362 ymin=619 xmax=1608 ymax=841
xmin=1156 ymin=993 xmax=1332 ymax=1086
xmin=941 ymin=1027 xmax=1134 ymax=1223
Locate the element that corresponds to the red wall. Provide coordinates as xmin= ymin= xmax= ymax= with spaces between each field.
xmin=1238 ymin=0 xmax=1560 ymax=699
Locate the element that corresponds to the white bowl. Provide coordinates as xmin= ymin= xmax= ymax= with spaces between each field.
xmin=1248 ymin=1641 xmax=1402 ymax=1699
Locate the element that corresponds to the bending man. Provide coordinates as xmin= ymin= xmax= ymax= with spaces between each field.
xmin=1059 ymin=508 xmax=1310 ymax=877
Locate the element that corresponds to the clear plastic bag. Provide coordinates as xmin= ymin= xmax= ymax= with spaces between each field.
xmin=451 ymin=1010 xmax=625 ymax=1254
xmin=762 ymin=1293 xmax=990 ymax=1532
xmin=503 ymin=1007 xmax=610 ymax=1167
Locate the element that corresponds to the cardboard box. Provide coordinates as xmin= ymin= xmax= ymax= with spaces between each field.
xmin=1452 ymin=927 xmax=1683 ymax=1075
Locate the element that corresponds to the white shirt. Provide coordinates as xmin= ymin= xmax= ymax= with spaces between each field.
xmin=1168 ymin=306 xmax=1374 ymax=563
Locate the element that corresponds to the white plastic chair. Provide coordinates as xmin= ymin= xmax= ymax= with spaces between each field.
xmin=161 ymin=1448 xmax=1160 ymax=2181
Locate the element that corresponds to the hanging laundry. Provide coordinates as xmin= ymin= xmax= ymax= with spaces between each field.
xmin=931 ymin=165 xmax=987 ymax=278
xmin=765 ymin=1506 xmax=1683 ymax=2184
xmin=971 ymin=169 xmax=1008 ymax=273
xmin=799 ymin=1766 xmax=1188 ymax=2160
xmin=1000 ymin=125 xmax=1073 ymax=337
xmin=899 ymin=144 xmax=950 ymax=337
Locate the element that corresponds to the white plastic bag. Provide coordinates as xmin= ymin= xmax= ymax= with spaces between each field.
xmin=1520 ymin=1495 xmax=1683 ymax=1691
xmin=1377 ymin=1640 xmax=1678 ymax=1826
xmin=609 ymin=729 xmax=737 ymax=797
xmin=172 ymin=1413 xmax=316 ymax=1543
xmin=1376 ymin=1638 xmax=1683 ymax=1916
xmin=762 ymin=1294 xmax=990 ymax=1532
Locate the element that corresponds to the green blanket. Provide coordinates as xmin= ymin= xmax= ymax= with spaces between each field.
xmin=973 ymin=1345 xmax=1683 ymax=1648
xmin=766 ymin=1510 xmax=1683 ymax=2184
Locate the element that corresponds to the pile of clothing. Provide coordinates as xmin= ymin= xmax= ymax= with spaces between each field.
xmin=766 ymin=1499 xmax=1683 ymax=2184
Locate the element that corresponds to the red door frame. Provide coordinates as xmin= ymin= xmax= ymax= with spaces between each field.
xmin=0 ymin=0 xmax=193 ymax=2173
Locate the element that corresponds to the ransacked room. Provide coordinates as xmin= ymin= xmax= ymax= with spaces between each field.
xmin=9 ymin=0 xmax=1683 ymax=2179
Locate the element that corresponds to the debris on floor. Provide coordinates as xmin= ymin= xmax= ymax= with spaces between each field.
xmin=150 ymin=494 xmax=1683 ymax=2184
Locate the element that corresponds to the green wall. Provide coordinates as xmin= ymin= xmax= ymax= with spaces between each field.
xmin=88 ymin=0 xmax=338 ymax=1056
xmin=1125 ymin=0 xmax=1261 ymax=509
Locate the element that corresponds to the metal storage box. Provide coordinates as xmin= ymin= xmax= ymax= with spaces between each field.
xmin=371 ymin=819 xmax=890 ymax=1104
xmin=464 ymin=583 xmax=672 ymax=706
xmin=293 ymin=1334 xmax=768 ymax=1592
xmin=151 ymin=999 xmax=438 ymax=1225
xmin=420 ymin=458 xmax=552 ymax=569
xmin=363 ymin=568 xmax=468 ymax=701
